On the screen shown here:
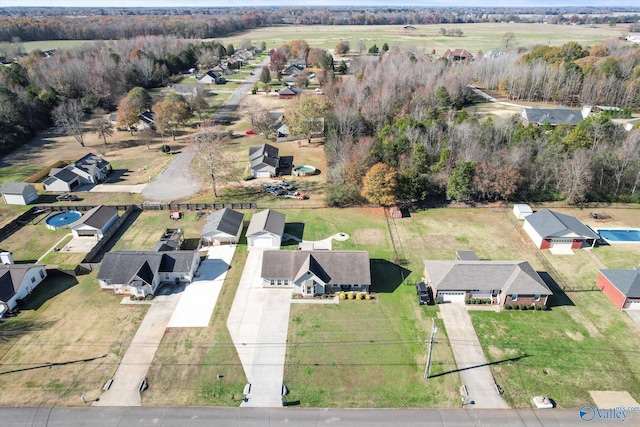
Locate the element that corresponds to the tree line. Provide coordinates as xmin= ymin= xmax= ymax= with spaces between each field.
xmin=322 ymin=46 xmax=640 ymax=207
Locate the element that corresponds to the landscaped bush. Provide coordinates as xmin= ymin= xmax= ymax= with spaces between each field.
xmin=339 ymin=292 xmax=346 ymax=300
xmin=513 ymin=304 xmax=520 ymax=310
xmin=161 ymin=144 xmax=171 ymax=153
xmin=365 ymin=294 xmax=372 ymax=300
xmin=505 ymin=304 xmax=513 ymax=310
xmin=356 ymin=292 xmax=364 ymax=300
xmin=520 ymin=304 xmax=527 ymax=311
xmin=348 ymin=292 xmax=355 ymax=300
xmin=465 ymin=299 xmax=471 ymax=304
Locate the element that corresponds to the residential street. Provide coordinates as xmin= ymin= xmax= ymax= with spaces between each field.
xmin=142 ymin=57 xmax=268 ymax=202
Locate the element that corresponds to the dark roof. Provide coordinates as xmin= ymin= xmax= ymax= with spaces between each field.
xmin=200 ymin=208 xmax=244 ymax=238
xmin=97 ymin=251 xmax=197 ymax=285
xmin=521 ymin=107 xmax=583 ymax=126
xmin=525 ymin=209 xmax=598 ymax=239
xmin=71 ymin=205 xmax=118 ymax=230
xmin=152 ymin=241 xmax=180 ymax=252
xmin=0 ymin=264 xmax=43 ymax=302
xmin=599 ymin=268 xmax=640 ymax=298
xmin=139 ymin=111 xmax=155 ymax=125
xmin=53 ymin=168 xmax=80 ymax=183
xmin=278 ymin=86 xmax=302 ymax=96
xmin=249 ymin=143 xmax=280 ymax=171
xmin=456 ymin=250 xmax=479 ymax=261
xmin=261 ymin=250 xmax=371 ymax=286
xmin=74 ymin=153 xmax=110 ymax=176
xmin=0 ymin=182 xmax=35 ymax=194
xmin=423 ymin=259 xmax=552 ymax=296
xmin=246 ymin=209 xmax=285 ymax=237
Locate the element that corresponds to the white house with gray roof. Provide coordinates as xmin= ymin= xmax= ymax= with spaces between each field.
xmin=249 ymin=143 xmax=280 ymax=178
xmin=523 ymin=209 xmax=598 ymax=251
xmin=0 ymin=182 xmax=37 ymax=205
xmin=97 ymin=250 xmax=200 ymax=297
xmin=423 ymin=252 xmax=551 ymax=306
xmin=0 ymin=253 xmax=47 ymax=316
xmin=200 ymin=208 xmax=244 ymax=246
xmin=261 ymin=250 xmax=371 ymax=296
xmin=70 ymin=205 xmax=119 ymax=240
xmin=246 ymin=209 xmax=285 ymax=249
xmin=43 ymin=153 xmax=111 ymax=192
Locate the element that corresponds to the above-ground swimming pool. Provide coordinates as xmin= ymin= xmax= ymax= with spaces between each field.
xmin=597 ymin=229 xmax=640 ymax=243
xmin=293 ymin=165 xmax=317 ymax=177
xmin=45 ymin=210 xmax=82 ymax=230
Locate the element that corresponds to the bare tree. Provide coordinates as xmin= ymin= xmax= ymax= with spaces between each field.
xmin=138 ymin=127 xmax=157 ymax=150
xmin=192 ymin=122 xmax=233 ymax=199
xmin=559 ymin=149 xmax=593 ymax=204
xmin=502 ymin=32 xmax=516 ymax=51
xmin=92 ymin=117 xmax=114 ymax=144
xmin=53 ymin=99 xmax=86 ymax=147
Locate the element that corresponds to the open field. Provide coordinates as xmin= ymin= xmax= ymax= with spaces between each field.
xmin=218 ymin=23 xmax=630 ymax=55
xmin=0 ymin=271 xmax=147 ymax=406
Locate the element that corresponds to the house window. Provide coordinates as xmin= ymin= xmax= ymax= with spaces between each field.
xmin=471 ymin=289 xmax=479 ymax=292
xmin=165 ymin=274 xmax=170 ymax=280
xmin=283 ymin=279 xmax=289 ymax=286
xmin=270 ymin=279 xmax=275 ymax=286
xmin=277 ymin=279 xmax=282 ymax=286
xmin=510 ymin=294 xmax=518 ymax=301
xmin=31 ymin=276 xmax=36 ymax=283
xmin=39 ymin=270 xmax=45 ymax=279
xmin=533 ymin=294 xmax=541 ymax=302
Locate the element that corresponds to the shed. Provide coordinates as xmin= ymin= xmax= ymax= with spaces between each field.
xmin=200 ymin=208 xmax=244 ymax=246
xmin=1 ymin=182 xmax=38 ymax=205
xmin=513 ymin=204 xmax=533 ymax=220
xmin=246 ymin=209 xmax=285 ymax=250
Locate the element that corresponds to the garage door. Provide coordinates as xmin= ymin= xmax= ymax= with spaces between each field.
xmin=251 ymin=236 xmax=274 ymax=248
xmin=438 ymin=291 xmax=466 ymax=303
xmin=550 ymin=239 xmax=573 ymax=249
xmin=76 ymin=230 xmax=97 ymax=237
xmin=627 ymin=299 xmax=640 ymax=309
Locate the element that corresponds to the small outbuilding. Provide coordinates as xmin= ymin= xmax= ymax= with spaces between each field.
xmin=1 ymin=182 xmax=38 ymax=205
xmin=200 ymin=208 xmax=244 ymax=246
xmin=70 ymin=205 xmax=119 ymax=240
xmin=512 ymin=204 xmax=533 ymax=220
xmin=246 ymin=209 xmax=285 ymax=250
xmin=0 ymin=256 xmax=47 ymax=316
xmin=597 ymin=268 xmax=640 ymax=310
xmin=523 ymin=209 xmax=598 ymax=251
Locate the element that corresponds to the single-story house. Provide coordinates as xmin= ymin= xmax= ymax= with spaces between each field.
xmin=137 ymin=111 xmax=155 ymax=130
xmin=198 ymin=70 xmax=226 ymax=84
xmin=249 ymin=143 xmax=280 ymax=178
xmin=443 ymin=49 xmax=474 ymax=62
xmin=0 ymin=255 xmax=47 ymax=315
xmin=43 ymin=153 xmax=111 ymax=192
xmin=520 ymin=107 xmax=584 ymax=127
xmin=261 ymin=250 xmax=371 ymax=296
xmin=423 ymin=252 xmax=552 ymax=306
xmin=597 ymin=268 xmax=640 ymax=310
xmin=283 ymin=64 xmax=305 ymax=76
xmin=512 ymin=204 xmax=533 ymax=220
xmin=1 ymin=182 xmax=38 ymax=205
xmin=171 ymin=83 xmax=204 ymax=98
xmin=200 ymin=208 xmax=244 ymax=246
xmin=246 ymin=209 xmax=285 ymax=250
xmin=523 ymin=209 xmax=598 ymax=250
xmin=277 ymin=86 xmax=303 ymax=99
xmin=97 ymin=250 xmax=200 ymax=297
xmin=70 ymin=205 xmax=119 ymax=240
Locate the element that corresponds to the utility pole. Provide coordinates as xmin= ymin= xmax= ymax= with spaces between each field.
xmin=424 ymin=317 xmax=438 ymax=379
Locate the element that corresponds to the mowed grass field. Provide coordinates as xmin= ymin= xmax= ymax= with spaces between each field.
xmin=218 ymin=22 xmax=629 ymax=55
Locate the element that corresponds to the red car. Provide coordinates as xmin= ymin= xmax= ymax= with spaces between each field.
xmin=245 ymin=130 xmax=256 ymax=135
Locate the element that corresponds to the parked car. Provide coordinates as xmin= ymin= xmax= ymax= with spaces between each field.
xmin=245 ymin=129 xmax=256 ymax=135
xmin=279 ymin=182 xmax=295 ymax=191
xmin=285 ymin=191 xmax=308 ymax=200
xmin=56 ymin=193 xmax=79 ymax=202
xmin=416 ymin=281 xmax=431 ymax=305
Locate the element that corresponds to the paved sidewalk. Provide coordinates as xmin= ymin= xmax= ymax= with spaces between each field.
xmin=227 ymin=250 xmax=292 ymax=407
xmin=438 ymin=303 xmax=510 ymax=409
xmin=94 ymin=293 xmax=180 ymax=406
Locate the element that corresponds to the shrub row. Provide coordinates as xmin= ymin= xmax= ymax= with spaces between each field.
xmin=339 ymin=292 xmax=373 ymax=301
xmin=504 ymin=304 xmax=547 ymax=311
xmin=465 ymin=298 xmax=492 ymax=305
xmin=129 ymin=294 xmax=155 ymax=301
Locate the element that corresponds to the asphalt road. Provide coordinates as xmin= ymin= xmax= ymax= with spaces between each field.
xmin=0 ymin=407 xmax=625 ymax=426
xmin=142 ymin=57 xmax=269 ymax=202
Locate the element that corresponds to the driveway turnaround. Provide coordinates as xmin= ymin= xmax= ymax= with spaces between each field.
xmin=90 ymin=183 xmax=147 ymax=193
xmin=168 ymin=245 xmax=236 ymax=328
xmin=94 ymin=293 xmax=181 ymax=406
xmin=227 ymin=249 xmax=292 ymax=407
xmin=438 ymin=303 xmax=510 ymax=409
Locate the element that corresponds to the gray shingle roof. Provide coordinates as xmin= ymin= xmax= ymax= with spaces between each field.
xmin=200 ymin=208 xmax=244 ymax=238
xmin=261 ymin=250 xmax=371 ymax=286
xmin=75 ymin=153 xmax=109 ymax=175
xmin=246 ymin=209 xmax=285 ymax=238
xmin=0 ymin=182 xmax=34 ymax=194
xmin=525 ymin=209 xmax=598 ymax=239
xmin=71 ymin=205 xmax=118 ymax=230
xmin=97 ymin=251 xmax=196 ymax=286
xmin=522 ymin=107 xmax=583 ymax=126
xmin=0 ymin=264 xmax=42 ymax=302
xmin=423 ymin=260 xmax=552 ymax=296
xmin=599 ymin=269 xmax=640 ymax=298
xmin=53 ymin=168 xmax=80 ymax=183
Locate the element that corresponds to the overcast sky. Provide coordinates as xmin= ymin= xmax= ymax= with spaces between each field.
xmin=1 ymin=1 xmax=639 ymax=8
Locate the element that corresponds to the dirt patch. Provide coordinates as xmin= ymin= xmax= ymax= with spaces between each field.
xmin=590 ymin=390 xmax=639 ymax=408
xmin=351 ymin=228 xmax=385 ymax=245
xmin=565 ymin=330 xmax=584 ymax=341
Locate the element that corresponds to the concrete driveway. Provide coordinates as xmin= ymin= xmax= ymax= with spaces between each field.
xmin=94 ymin=293 xmax=181 ymax=407
xmin=168 ymin=245 xmax=236 ymax=328
xmin=227 ymin=249 xmax=292 ymax=407
xmin=438 ymin=303 xmax=510 ymax=409
xmin=626 ymin=310 xmax=640 ymax=330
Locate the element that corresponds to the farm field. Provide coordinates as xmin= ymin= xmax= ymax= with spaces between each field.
xmin=217 ymin=23 xmax=629 ymax=55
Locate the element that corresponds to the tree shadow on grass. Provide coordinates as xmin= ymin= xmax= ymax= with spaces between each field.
xmin=371 ymin=259 xmax=411 ymax=294
xmin=19 ymin=269 xmax=78 ymax=311
xmin=538 ymin=272 xmax=575 ymax=308
xmin=0 ymin=317 xmax=58 ymax=345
